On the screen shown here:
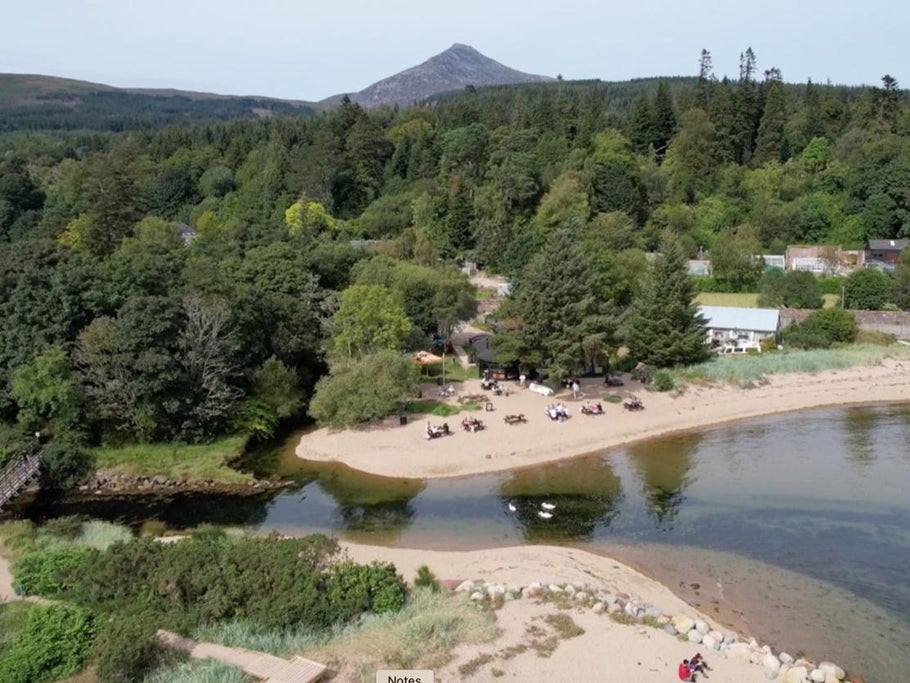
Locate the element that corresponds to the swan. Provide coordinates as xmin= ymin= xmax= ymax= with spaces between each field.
xmin=537 ymin=511 xmax=553 ymax=519
xmin=541 ymin=502 xmax=556 ymax=511
xmin=507 ymin=502 xmax=517 ymax=512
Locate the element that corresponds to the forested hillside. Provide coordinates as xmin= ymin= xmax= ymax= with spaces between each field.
xmin=1 ymin=48 xmax=908 ymax=477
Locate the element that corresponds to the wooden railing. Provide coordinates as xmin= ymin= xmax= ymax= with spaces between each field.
xmin=0 ymin=448 xmax=42 ymax=509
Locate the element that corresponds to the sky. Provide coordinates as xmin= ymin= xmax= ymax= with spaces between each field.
xmin=1 ymin=0 xmax=905 ymax=102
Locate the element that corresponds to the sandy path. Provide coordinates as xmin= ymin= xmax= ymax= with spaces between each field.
xmin=297 ymin=356 xmax=910 ymax=479
xmin=0 ymin=553 xmax=16 ymax=603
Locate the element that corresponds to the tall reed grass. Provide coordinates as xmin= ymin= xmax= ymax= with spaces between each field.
xmin=678 ymin=344 xmax=910 ymax=386
xmin=143 ymin=659 xmax=250 ymax=683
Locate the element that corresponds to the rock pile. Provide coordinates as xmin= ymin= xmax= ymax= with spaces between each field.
xmin=453 ymin=579 xmax=851 ymax=683
xmin=79 ymin=472 xmax=290 ymax=495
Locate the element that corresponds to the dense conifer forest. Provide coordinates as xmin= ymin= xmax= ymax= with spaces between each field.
xmin=1 ymin=48 xmax=909 ymax=477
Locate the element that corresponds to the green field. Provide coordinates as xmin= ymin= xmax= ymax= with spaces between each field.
xmin=92 ymin=435 xmax=252 ymax=483
xmin=695 ymin=293 xmax=840 ymax=308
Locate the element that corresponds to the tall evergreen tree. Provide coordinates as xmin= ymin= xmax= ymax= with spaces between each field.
xmin=629 ymin=92 xmax=657 ymax=154
xmin=624 ymin=234 xmax=709 ymax=367
xmin=513 ymin=229 xmax=615 ymax=379
xmin=753 ymin=80 xmax=788 ymax=165
xmin=653 ymin=81 xmax=678 ymax=159
xmin=695 ymin=49 xmax=715 ymax=108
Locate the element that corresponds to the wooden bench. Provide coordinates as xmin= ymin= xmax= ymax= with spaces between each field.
xmin=504 ymin=414 xmax=527 ymax=425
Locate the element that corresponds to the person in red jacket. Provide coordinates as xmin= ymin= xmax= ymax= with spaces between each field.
xmin=678 ymin=659 xmax=695 ymax=681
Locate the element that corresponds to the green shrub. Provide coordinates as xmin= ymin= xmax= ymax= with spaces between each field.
xmin=96 ymin=612 xmax=175 ymax=683
xmin=43 ymin=515 xmax=85 ymax=540
xmin=651 ymin=370 xmax=676 ymax=392
xmin=414 ymin=565 xmax=441 ymax=592
xmin=0 ymin=604 xmax=95 ymax=683
xmin=784 ymin=308 xmax=858 ymax=349
xmin=327 ymin=560 xmax=409 ymax=616
xmin=143 ymin=659 xmax=250 ymax=683
xmin=15 ymin=546 xmax=96 ymax=596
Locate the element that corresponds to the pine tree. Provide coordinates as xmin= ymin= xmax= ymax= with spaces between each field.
xmin=624 ymin=234 xmax=709 ymax=368
xmin=753 ymin=80 xmax=788 ymax=165
xmin=695 ymin=49 xmax=715 ymax=108
xmin=653 ymin=81 xmax=678 ymax=160
xmin=515 ymin=229 xmax=615 ymax=379
xmin=629 ymin=92 xmax=657 ymax=154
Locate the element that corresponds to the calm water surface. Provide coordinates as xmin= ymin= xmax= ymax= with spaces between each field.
xmin=20 ymin=404 xmax=910 ymax=682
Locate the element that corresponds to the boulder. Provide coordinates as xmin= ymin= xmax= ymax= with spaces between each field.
xmin=809 ymin=670 xmax=826 ymax=682
xmin=644 ymin=604 xmax=663 ymax=618
xmin=663 ymin=623 xmax=677 ymax=636
xmin=607 ymin=603 xmax=622 ymax=615
xmin=592 ymin=602 xmax=605 ymax=614
xmin=574 ymin=591 xmax=590 ymax=603
xmin=548 ymin=584 xmax=563 ymax=594
xmin=657 ymin=615 xmax=670 ymax=625
xmin=824 ymin=675 xmax=840 ymax=683
xmin=672 ymin=616 xmax=695 ymax=634
xmin=783 ymin=666 xmax=809 ymax=683
xmin=702 ymin=634 xmax=718 ymax=650
xmin=708 ymin=629 xmax=724 ymax=643
xmin=779 ymin=652 xmax=794 ymax=665
xmin=600 ymin=592 xmax=618 ymax=605
xmin=727 ymin=643 xmax=752 ymax=661
xmin=455 ymin=580 xmax=474 ymax=593
xmin=694 ymin=619 xmax=708 ymax=634
xmin=763 ymin=653 xmax=782 ymax=675
xmin=687 ymin=629 xmax=703 ymax=643
xmin=469 ymin=591 xmax=484 ymax=601
xmin=818 ymin=662 xmax=845 ymax=680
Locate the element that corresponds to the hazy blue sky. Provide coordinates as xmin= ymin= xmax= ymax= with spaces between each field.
xmin=1 ymin=0 xmax=905 ymax=101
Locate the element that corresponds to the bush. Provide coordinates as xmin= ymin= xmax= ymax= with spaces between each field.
xmin=414 ymin=565 xmax=441 ymax=593
xmin=15 ymin=546 xmax=96 ymax=596
xmin=784 ymin=308 xmax=858 ymax=349
xmin=95 ymin=612 xmax=174 ymax=683
xmin=0 ymin=604 xmax=95 ymax=683
xmin=650 ymin=370 xmax=676 ymax=392
xmin=326 ymin=560 xmax=409 ymax=617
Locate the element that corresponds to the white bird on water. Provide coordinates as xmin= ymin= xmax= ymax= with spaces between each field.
xmin=541 ymin=502 xmax=556 ymax=511
xmin=537 ymin=511 xmax=553 ymax=519
xmin=507 ymin=502 xmax=517 ymax=512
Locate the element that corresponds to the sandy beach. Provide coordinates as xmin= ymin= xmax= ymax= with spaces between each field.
xmin=296 ymin=356 xmax=910 ymax=479
xmin=340 ymin=542 xmax=780 ymax=683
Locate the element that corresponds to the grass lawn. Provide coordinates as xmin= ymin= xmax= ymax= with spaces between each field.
xmin=695 ymin=292 xmax=841 ymax=308
xmin=91 ymin=435 xmax=252 ymax=483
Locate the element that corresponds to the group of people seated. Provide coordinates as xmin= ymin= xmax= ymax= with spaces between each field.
xmin=678 ymin=653 xmax=709 ymax=681
xmin=581 ymin=401 xmax=604 ymax=415
xmin=424 ymin=422 xmax=451 ymax=439
xmin=545 ymin=403 xmax=570 ymax=421
xmin=461 ymin=416 xmax=484 ymax=432
xmin=437 ymin=384 xmax=456 ymax=398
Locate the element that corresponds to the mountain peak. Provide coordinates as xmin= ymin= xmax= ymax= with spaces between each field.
xmin=322 ymin=45 xmax=553 ymax=109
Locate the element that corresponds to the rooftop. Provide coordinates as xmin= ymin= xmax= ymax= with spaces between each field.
xmin=699 ymin=306 xmax=780 ymax=333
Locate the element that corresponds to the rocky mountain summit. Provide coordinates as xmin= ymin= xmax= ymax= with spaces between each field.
xmin=321 ymin=43 xmax=553 ymax=108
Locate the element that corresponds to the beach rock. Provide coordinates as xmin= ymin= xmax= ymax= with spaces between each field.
xmin=707 ymin=629 xmax=724 ymax=643
xmin=624 ymin=601 xmax=640 ymax=617
xmin=809 ymin=670 xmax=826 ymax=682
xmin=723 ymin=632 xmax=737 ymax=645
xmin=469 ymin=591 xmax=484 ymax=601
xmin=687 ymin=629 xmax=703 ymax=643
xmin=455 ymin=580 xmax=474 ymax=593
xmin=818 ymin=662 xmax=845 ymax=680
xmin=783 ymin=666 xmax=809 ymax=683
xmin=672 ymin=616 xmax=695 ymax=634
xmin=644 ymin=604 xmax=663 ymax=619
xmin=727 ymin=643 xmax=753 ymax=661
xmin=563 ymin=583 xmax=577 ymax=596
xmin=750 ymin=652 xmax=761 ymax=665
xmin=779 ymin=652 xmax=794 ymax=665
xmin=574 ymin=591 xmax=590 ymax=603
xmin=607 ymin=603 xmax=622 ymax=615
xmin=694 ymin=619 xmax=708 ymax=634
xmin=702 ymin=634 xmax=719 ymax=650
xmin=750 ymin=637 xmax=760 ymax=649
xmin=592 ymin=602 xmax=605 ymax=614
xmin=600 ymin=592 xmax=618 ymax=605
xmin=657 ymin=615 xmax=670 ymax=625
xmin=763 ymin=653 xmax=782 ymax=675
xmin=506 ymin=583 xmax=520 ymax=594
xmin=548 ymin=584 xmax=563 ymax=594
xmin=823 ymin=675 xmax=840 ymax=683
xmin=663 ymin=623 xmax=677 ymax=636
xmin=486 ymin=584 xmax=504 ymax=598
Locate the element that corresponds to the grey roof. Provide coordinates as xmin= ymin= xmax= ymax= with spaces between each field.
xmin=868 ymin=238 xmax=909 ymax=251
xmin=471 ymin=334 xmax=496 ymax=363
xmin=699 ymin=306 xmax=780 ymax=333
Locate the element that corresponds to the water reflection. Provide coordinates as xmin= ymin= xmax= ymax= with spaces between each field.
xmin=499 ymin=457 xmax=623 ymax=541
xmin=843 ymin=406 xmax=877 ymax=469
xmin=627 ymin=432 xmax=700 ymax=529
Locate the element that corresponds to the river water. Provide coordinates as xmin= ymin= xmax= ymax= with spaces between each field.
xmin=18 ymin=404 xmax=910 ymax=682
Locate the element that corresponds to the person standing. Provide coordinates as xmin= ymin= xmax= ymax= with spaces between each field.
xmin=571 ymin=379 xmax=580 ymax=399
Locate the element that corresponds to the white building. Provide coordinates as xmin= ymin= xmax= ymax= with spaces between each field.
xmin=699 ymin=306 xmax=780 ymax=347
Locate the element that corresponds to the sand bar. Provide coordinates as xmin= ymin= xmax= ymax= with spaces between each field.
xmin=297 ymin=357 xmax=910 ymax=479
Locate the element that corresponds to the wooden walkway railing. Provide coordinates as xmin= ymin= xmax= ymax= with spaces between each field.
xmin=0 ymin=448 xmax=42 ymax=510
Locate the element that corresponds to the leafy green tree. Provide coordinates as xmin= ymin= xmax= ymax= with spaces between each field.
xmin=330 ymin=285 xmax=413 ymax=360
xmin=652 ymin=81 xmax=677 ymax=158
xmin=753 ymin=80 xmax=788 ymax=165
xmin=709 ymin=225 xmax=762 ymax=290
xmin=0 ymin=604 xmax=95 ymax=683
xmin=629 ymin=92 xmax=656 ymax=154
xmin=758 ymin=269 xmax=823 ymax=309
xmin=663 ymin=108 xmax=717 ymax=202
xmin=285 ymin=200 xmax=339 ymax=240
xmin=513 ymin=229 xmax=615 ymax=379
xmin=843 ymin=267 xmax=893 ymax=310
xmin=585 ymin=130 xmax=644 ymax=219
xmin=10 ymin=345 xmax=82 ymax=432
xmin=309 ymin=350 xmax=419 ymax=426
xmin=624 ymin=234 xmax=709 ymax=367
xmin=784 ymin=308 xmax=857 ymax=348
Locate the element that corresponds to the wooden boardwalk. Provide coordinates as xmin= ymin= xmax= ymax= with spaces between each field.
xmin=0 ymin=448 xmax=42 ymax=510
xmin=157 ymin=630 xmax=327 ymax=683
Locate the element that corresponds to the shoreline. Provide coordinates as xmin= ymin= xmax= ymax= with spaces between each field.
xmin=296 ymin=357 xmax=910 ymax=479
